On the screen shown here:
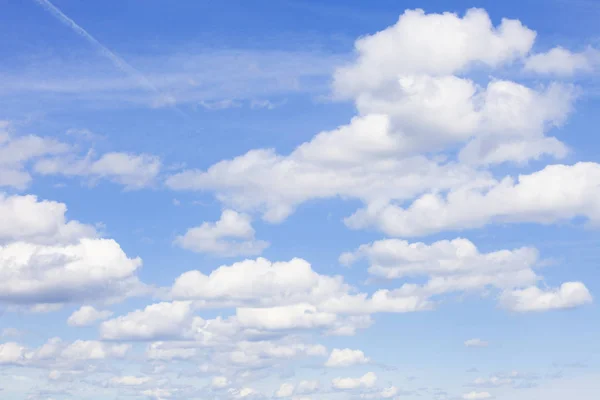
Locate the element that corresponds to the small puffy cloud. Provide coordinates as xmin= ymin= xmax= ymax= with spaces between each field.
xmin=34 ymin=151 xmax=161 ymax=189
xmin=332 ymin=372 xmax=377 ymax=390
xmin=0 ymin=122 xmax=70 ymax=190
xmin=325 ymin=348 xmax=369 ymax=367
xmin=67 ymin=306 xmax=113 ymax=326
xmin=276 ymin=383 xmax=295 ymax=398
xmin=100 ymin=301 xmax=194 ymax=341
xmin=525 ymin=46 xmax=599 ymax=76
xmin=174 ymin=209 xmax=269 ymax=257
xmin=110 ymin=376 xmax=151 ymax=386
xmin=465 ymin=339 xmax=489 ymax=348
xmin=500 ymin=282 xmax=593 ymax=312
xmin=211 ymin=376 xmax=230 ymax=389
xmin=463 ymin=391 xmax=492 ymax=399
xmin=0 ymin=342 xmax=26 ymax=365
xmin=0 ymin=193 xmax=95 ymax=245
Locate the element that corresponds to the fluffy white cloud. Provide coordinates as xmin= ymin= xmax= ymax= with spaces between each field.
xmin=276 ymin=383 xmax=295 ymax=398
xmin=463 ymin=391 xmax=492 ymax=399
xmin=341 ymin=238 xmax=538 ymax=281
xmin=174 ymin=209 xmax=269 ymax=257
xmin=0 ymin=193 xmax=95 ymax=245
xmin=67 ymin=305 xmax=113 ymax=326
xmin=0 ymin=194 xmax=144 ymax=308
xmin=500 ymin=282 xmax=593 ymax=312
xmin=0 ymin=342 xmax=26 ymax=365
xmin=333 ymin=8 xmax=535 ymax=95
xmin=171 ymin=257 xmax=348 ymax=306
xmin=171 ymin=257 xmax=433 ymax=319
xmin=237 ymin=303 xmax=337 ymax=331
xmin=100 ymin=301 xmax=194 ymax=340
xmin=0 ymin=121 xmax=70 ymax=189
xmin=525 ymin=46 xmax=599 ymax=75
xmin=34 ymin=151 xmax=161 ymax=189
xmin=167 ymin=9 xmax=574 ymax=227
xmin=465 ymin=338 xmax=489 ymax=348
xmin=332 ymin=372 xmax=377 ymax=390
xmin=345 ymin=163 xmax=600 ymax=237
xmin=0 ymin=238 xmax=143 ymax=306
xmin=212 ymin=376 xmax=230 ymax=389
xmin=325 ymin=348 xmax=369 ymax=367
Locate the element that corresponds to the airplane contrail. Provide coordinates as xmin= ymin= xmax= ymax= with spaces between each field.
xmin=34 ymin=0 xmax=187 ymax=117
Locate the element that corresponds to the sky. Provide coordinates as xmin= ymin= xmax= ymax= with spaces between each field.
xmin=1 ymin=0 xmax=600 ymax=399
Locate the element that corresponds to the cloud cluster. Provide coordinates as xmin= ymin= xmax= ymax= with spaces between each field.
xmin=0 ymin=193 xmax=145 ymax=309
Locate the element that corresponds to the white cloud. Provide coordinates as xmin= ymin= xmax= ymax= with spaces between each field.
xmin=212 ymin=376 xmax=230 ymax=389
xmin=0 ymin=238 xmax=143 ymax=307
xmin=332 ymin=372 xmax=377 ymax=390
xmin=0 ymin=122 xmax=70 ymax=190
xmin=333 ymin=8 xmax=535 ymax=95
xmin=171 ymin=257 xmax=347 ymax=306
xmin=110 ymin=376 xmax=151 ymax=386
xmin=465 ymin=339 xmax=489 ymax=348
xmin=67 ymin=305 xmax=113 ymax=326
xmin=237 ymin=303 xmax=337 ymax=331
xmin=345 ymin=163 xmax=600 ymax=237
xmin=167 ymin=9 xmax=573 ymax=225
xmin=500 ymin=282 xmax=593 ymax=312
xmin=0 ymin=193 xmax=95 ymax=245
xmin=171 ymin=257 xmax=432 ymax=317
xmin=0 ymin=342 xmax=26 ymax=365
xmin=325 ymin=348 xmax=369 ymax=367
xmin=34 ymin=151 xmax=161 ymax=189
xmin=276 ymin=383 xmax=295 ymax=398
xmin=525 ymin=46 xmax=599 ymax=75
xmin=100 ymin=301 xmax=194 ymax=341
xmin=142 ymin=388 xmax=172 ymax=399
xmin=174 ymin=209 xmax=269 ymax=257
xmin=471 ymin=376 xmax=512 ymax=387
xmin=361 ymin=386 xmax=399 ymax=399
xmin=340 ymin=237 xmax=550 ymax=309
xmin=463 ymin=391 xmax=492 ymax=399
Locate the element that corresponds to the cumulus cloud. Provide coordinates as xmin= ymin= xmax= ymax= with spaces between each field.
xmin=212 ymin=376 xmax=230 ymax=389
xmin=0 ymin=194 xmax=145 ymax=308
xmin=500 ymin=282 xmax=593 ymax=312
xmin=345 ymin=163 xmax=600 ymax=237
xmin=332 ymin=372 xmax=377 ymax=390
xmin=174 ymin=209 xmax=269 ymax=257
xmin=0 ymin=121 xmax=70 ymax=189
xmin=67 ymin=306 xmax=113 ymax=326
xmin=525 ymin=46 xmax=599 ymax=75
xmin=171 ymin=257 xmax=432 ymax=319
xmin=167 ymin=8 xmax=574 ymax=227
xmin=325 ymin=348 xmax=369 ymax=367
xmin=100 ymin=301 xmax=195 ymax=341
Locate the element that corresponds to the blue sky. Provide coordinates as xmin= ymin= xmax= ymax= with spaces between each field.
xmin=1 ymin=1 xmax=600 ymax=399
